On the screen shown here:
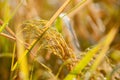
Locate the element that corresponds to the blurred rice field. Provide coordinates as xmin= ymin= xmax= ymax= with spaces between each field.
xmin=0 ymin=0 xmax=120 ymax=80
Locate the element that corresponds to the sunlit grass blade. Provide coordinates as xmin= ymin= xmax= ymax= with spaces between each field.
xmin=87 ymin=25 xmax=119 ymax=79
xmin=64 ymin=25 xmax=119 ymax=80
xmin=66 ymin=0 xmax=87 ymax=15
xmin=64 ymin=42 xmax=103 ymax=80
xmin=16 ymin=26 xmax=29 ymax=80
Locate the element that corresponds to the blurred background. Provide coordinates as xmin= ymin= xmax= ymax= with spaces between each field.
xmin=0 ymin=0 xmax=120 ymax=80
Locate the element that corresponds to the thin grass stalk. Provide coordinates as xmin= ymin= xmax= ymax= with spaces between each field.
xmin=56 ymin=59 xmax=72 ymax=78
xmin=0 ymin=33 xmax=16 ymax=40
xmin=35 ymin=58 xmax=57 ymax=80
xmin=43 ymin=0 xmax=71 ymax=31
xmin=68 ymin=0 xmax=90 ymax=17
xmin=10 ymin=43 xmax=16 ymax=80
xmin=66 ymin=0 xmax=87 ymax=15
